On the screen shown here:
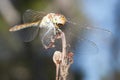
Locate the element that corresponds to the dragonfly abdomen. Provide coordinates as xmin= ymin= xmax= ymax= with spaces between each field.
xmin=9 ymin=21 xmax=40 ymax=32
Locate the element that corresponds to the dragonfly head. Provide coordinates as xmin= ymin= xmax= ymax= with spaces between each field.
xmin=52 ymin=13 xmax=67 ymax=28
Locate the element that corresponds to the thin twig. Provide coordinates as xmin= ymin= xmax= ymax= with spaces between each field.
xmin=53 ymin=32 xmax=73 ymax=80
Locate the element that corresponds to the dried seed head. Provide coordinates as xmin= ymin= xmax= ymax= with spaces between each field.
xmin=53 ymin=51 xmax=62 ymax=65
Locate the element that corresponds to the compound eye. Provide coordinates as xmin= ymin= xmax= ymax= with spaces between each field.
xmin=57 ymin=23 xmax=64 ymax=27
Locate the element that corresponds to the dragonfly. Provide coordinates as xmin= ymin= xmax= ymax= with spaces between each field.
xmin=9 ymin=9 xmax=67 ymax=49
xmin=9 ymin=9 xmax=111 ymax=54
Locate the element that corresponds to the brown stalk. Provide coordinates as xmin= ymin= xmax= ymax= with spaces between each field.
xmin=53 ymin=32 xmax=73 ymax=80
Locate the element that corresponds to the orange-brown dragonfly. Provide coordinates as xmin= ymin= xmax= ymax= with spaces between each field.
xmin=9 ymin=9 xmax=67 ymax=49
xmin=9 ymin=9 xmax=111 ymax=53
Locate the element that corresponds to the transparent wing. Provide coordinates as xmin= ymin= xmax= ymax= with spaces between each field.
xmin=15 ymin=24 xmax=40 ymax=42
xmin=23 ymin=9 xmax=46 ymax=23
xmin=40 ymin=27 xmax=56 ymax=49
xmin=59 ymin=21 xmax=112 ymax=54
xmin=67 ymin=21 xmax=112 ymax=40
xmin=66 ymin=34 xmax=99 ymax=55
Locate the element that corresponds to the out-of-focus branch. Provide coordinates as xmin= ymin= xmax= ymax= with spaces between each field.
xmin=0 ymin=0 xmax=20 ymax=25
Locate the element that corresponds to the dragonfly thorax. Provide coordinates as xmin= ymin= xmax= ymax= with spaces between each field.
xmin=40 ymin=13 xmax=67 ymax=29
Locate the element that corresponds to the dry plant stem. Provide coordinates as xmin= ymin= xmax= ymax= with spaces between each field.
xmin=53 ymin=51 xmax=61 ymax=80
xmin=53 ymin=32 xmax=73 ymax=80
xmin=60 ymin=32 xmax=68 ymax=80
xmin=61 ymin=32 xmax=66 ymax=64
xmin=56 ymin=64 xmax=60 ymax=80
